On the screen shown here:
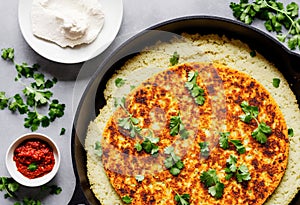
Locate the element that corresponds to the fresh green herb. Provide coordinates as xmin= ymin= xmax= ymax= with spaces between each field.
xmin=224 ymin=154 xmax=238 ymax=180
xmin=0 ymin=177 xmax=19 ymax=198
xmin=199 ymin=141 xmax=210 ymax=157
xmin=219 ymin=132 xmax=230 ymax=149
xmin=0 ymin=92 xmax=9 ymax=109
xmin=141 ymin=137 xmax=159 ymax=155
xmin=230 ymin=139 xmax=246 ymax=154
xmin=250 ymin=50 xmax=256 ymax=57
xmin=0 ymin=49 xmax=65 ymax=131
xmin=41 ymin=184 xmax=62 ymax=195
xmin=174 ymin=193 xmax=190 ymax=205
xmin=60 ymin=127 xmax=66 ymax=135
xmin=0 ymin=177 xmax=62 ymax=204
xmin=164 ymin=146 xmax=184 ymax=176
xmin=113 ymin=97 xmax=126 ymax=108
xmin=118 ymin=115 xmax=141 ymax=138
xmin=130 ymin=85 xmax=136 ymax=90
xmin=185 ymin=71 xmax=206 ymax=105
xmin=122 ymin=195 xmax=133 ymax=204
xmin=94 ymin=141 xmax=103 ymax=157
xmin=135 ymin=175 xmax=144 ymax=182
xmin=236 ymin=164 xmax=251 ymax=182
xmin=252 ymin=121 xmax=272 ymax=143
xmin=28 ymin=163 xmax=38 ymax=171
xmin=230 ymin=0 xmax=300 ymax=50
xmin=115 ymin=78 xmax=126 ymax=88
xmin=170 ymin=51 xmax=180 ymax=66
xmin=1 ymin=48 xmax=14 ymax=61
xmin=288 ymin=128 xmax=294 ymax=137
xmin=239 ymin=101 xmax=272 ymax=143
xmin=272 ymin=78 xmax=281 ymax=88
xmin=200 ymin=169 xmax=224 ymax=199
xmin=169 ymin=112 xmax=189 ymax=139
xmin=134 ymin=143 xmax=143 ymax=152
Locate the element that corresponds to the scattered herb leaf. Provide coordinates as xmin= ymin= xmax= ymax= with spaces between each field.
xmin=200 ymin=169 xmax=224 ymax=199
xmin=28 ymin=163 xmax=38 ymax=171
xmin=230 ymin=139 xmax=246 ymax=154
xmin=170 ymin=51 xmax=180 ymax=66
xmin=185 ymin=71 xmax=206 ymax=105
xmin=1 ymin=48 xmax=14 ymax=61
xmin=164 ymin=146 xmax=184 ymax=176
xmin=122 ymin=195 xmax=133 ymax=204
xmin=199 ymin=141 xmax=210 ymax=157
xmin=169 ymin=112 xmax=189 ymax=139
xmin=219 ymin=132 xmax=230 ymax=149
xmin=135 ymin=175 xmax=144 ymax=182
xmin=288 ymin=128 xmax=294 ymax=137
xmin=60 ymin=127 xmax=66 ymax=135
xmin=174 ymin=193 xmax=190 ymax=205
xmin=94 ymin=141 xmax=103 ymax=157
xmin=236 ymin=164 xmax=251 ymax=182
xmin=115 ymin=78 xmax=126 ymax=88
xmin=272 ymin=78 xmax=281 ymax=88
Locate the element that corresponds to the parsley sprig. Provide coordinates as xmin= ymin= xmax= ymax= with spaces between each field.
xmin=200 ymin=169 xmax=225 ymax=199
xmin=230 ymin=0 xmax=300 ymax=50
xmin=239 ymin=101 xmax=272 ymax=143
xmin=0 ymin=48 xmax=65 ymax=131
xmin=169 ymin=112 xmax=189 ymax=139
xmin=164 ymin=146 xmax=184 ymax=176
xmin=185 ymin=71 xmax=206 ymax=105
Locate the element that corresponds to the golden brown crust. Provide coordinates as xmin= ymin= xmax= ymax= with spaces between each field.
xmin=101 ymin=63 xmax=289 ymax=205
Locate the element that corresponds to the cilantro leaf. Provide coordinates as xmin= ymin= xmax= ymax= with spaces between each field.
xmin=170 ymin=51 xmax=180 ymax=66
xmin=185 ymin=71 xmax=206 ymax=105
xmin=15 ymin=63 xmax=38 ymax=80
xmin=94 ymin=141 xmax=103 ymax=157
xmin=8 ymin=94 xmax=28 ymax=114
xmin=60 ymin=127 xmax=66 ymax=135
xmin=170 ymin=113 xmax=181 ymax=136
xmin=272 ymin=78 xmax=281 ymax=88
xmin=239 ymin=101 xmax=258 ymax=123
xmin=0 ymin=177 xmax=19 ymax=199
xmin=122 ymin=195 xmax=133 ymax=204
xmin=134 ymin=143 xmax=142 ymax=152
xmin=48 ymin=99 xmax=65 ymax=121
xmin=199 ymin=141 xmax=210 ymax=157
xmin=219 ymin=132 xmax=230 ymax=149
xmin=208 ymin=182 xmax=224 ymax=199
xmin=226 ymin=154 xmax=237 ymax=173
xmin=288 ymin=128 xmax=294 ymax=137
xmin=0 ymin=92 xmax=9 ymax=110
xmin=236 ymin=164 xmax=251 ymax=182
xmin=252 ymin=122 xmax=272 ymax=144
xmin=28 ymin=163 xmax=38 ymax=171
xmin=200 ymin=169 xmax=219 ymax=187
xmin=174 ymin=193 xmax=190 ymax=205
xmin=115 ymin=78 xmax=126 ymax=88
xmin=230 ymin=139 xmax=246 ymax=154
xmin=1 ymin=48 xmax=14 ymax=61
xmin=164 ymin=147 xmax=184 ymax=175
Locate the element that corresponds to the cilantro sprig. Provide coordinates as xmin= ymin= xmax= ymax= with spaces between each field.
xmin=170 ymin=51 xmax=180 ymax=66
xmin=185 ymin=71 xmax=206 ymax=105
xmin=230 ymin=0 xmax=300 ymax=50
xmin=200 ymin=169 xmax=225 ymax=199
xmin=219 ymin=132 xmax=246 ymax=154
xmin=164 ymin=146 xmax=184 ymax=176
xmin=199 ymin=141 xmax=210 ymax=157
xmin=135 ymin=135 xmax=160 ymax=155
xmin=0 ymin=48 xmax=65 ymax=131
xmin=174 ymin=193 xmax=190 ymax=205
xmin=224 ymin=155 xmax=251 ymax=182
xmin=239 ymin=101 xmax=272 ymax=143
xmin=122 ymin=195 xmax=133 ymax=204
xmin=0 ymin=177 xmax=62 ymax=204
xmin=169 ymin=112 xmax=189 ymax=139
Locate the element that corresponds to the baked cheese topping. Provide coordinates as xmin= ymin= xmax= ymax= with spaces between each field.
xmin=100 ymin=63 xmax=289 ymax=205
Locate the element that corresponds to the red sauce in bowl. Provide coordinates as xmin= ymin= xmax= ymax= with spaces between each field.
xmin=13 ymin=139 xmax=55 ymax=179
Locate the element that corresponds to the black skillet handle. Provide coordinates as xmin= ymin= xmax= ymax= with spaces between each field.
xmin=68 ymin=182 xmax=89 ymax=205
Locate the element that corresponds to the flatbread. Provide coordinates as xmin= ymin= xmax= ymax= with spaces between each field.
xmin=85 ymin=34 xmax=300 ymax=205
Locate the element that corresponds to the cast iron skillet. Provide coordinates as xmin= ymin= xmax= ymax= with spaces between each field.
xmin=70 ymin=16 xmax=300 ymax=205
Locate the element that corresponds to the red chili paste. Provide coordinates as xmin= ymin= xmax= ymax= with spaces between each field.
xmin=13 ymin=139 xmax=55 ymax=179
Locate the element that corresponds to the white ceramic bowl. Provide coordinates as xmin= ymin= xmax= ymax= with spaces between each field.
xmin=5 ymin=133 xmax=60 ymax=187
